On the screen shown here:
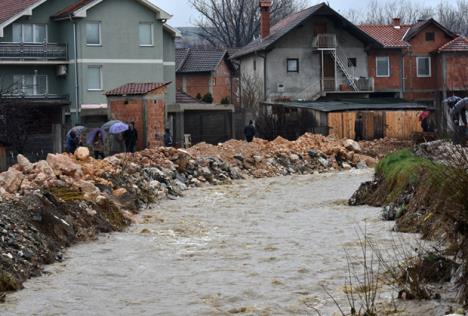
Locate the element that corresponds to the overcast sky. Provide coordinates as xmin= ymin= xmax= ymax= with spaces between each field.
xmin=152 ymin=0 xmax=449 ymax=27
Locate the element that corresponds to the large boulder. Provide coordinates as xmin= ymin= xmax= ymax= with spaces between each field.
xmin=343 ymin=139 xmax=361 ymax=152
xmin=17 ymin=154 xmax=33 ymax=172
xmin=74 ymin=147 xmax=90 ymax=161
xmin=0 ymin=167 xmax=25 ymax=193
xmin=46 ymin=153 xmax=83 ymax=178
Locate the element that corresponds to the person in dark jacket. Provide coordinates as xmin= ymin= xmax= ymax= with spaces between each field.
xmin=244 ymin=121 xmax=256 ymax=142
xmin=164 ymin=128 xmax=173 ymax=147
xmin=354 ymin=115 xmax=364 ymax=141
xmin=65 ymin=131 xmax=79 ymax=154
xmin=451 ymin=97 xmax=468 ymax=145
xmin=124 ymin=122 xmax=138 ymax=153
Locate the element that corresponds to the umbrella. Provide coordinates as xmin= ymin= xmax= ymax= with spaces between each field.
xmin=86 ymin=128 xmax=107 ymax=146
xmin=418 ymin=111 xmax=430 ymax=121
xmin=443 ymin=96 xmax=462 ymax=108
xmin=101 ymin=120 xmax=123 ymax=131
xmin=453 ymin=97 xmax=468 ymax=115
xmin=109 ymin=122 xmax=129 ymax=134
xmin=66 ymin=125 xmax=86 ymax=138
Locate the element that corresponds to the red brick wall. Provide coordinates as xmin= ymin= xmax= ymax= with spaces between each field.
xmin=445 ymin=53 xmax=468 ymax=90
xmin=212 ymin=60 xmax=232 ymax=104
xmin=108 ymin=87 xmax=166 ymax=150
xmin=177 ymin=73 xmax=211 ymax=99
xmin=176 ymin=59 xmax=234 ymax=104
xmin=368 ymin=50 xmax=402 ymax=91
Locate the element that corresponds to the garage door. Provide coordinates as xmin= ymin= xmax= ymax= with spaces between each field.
xmin=184 ymin=110 xmax=232 ymax=145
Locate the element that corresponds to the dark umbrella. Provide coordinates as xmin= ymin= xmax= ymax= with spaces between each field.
xmin=86 ymin=128 xmax=107 ymax=146
xmin=443 ymin=96 xmax=462 ymax=108
xmin=453 ymin=97 xmax=468 ymax=115
xmin=66 ymin=125 xmax=86 ymax=138
xmin=101 ymin=120 xmax=123 ymax=132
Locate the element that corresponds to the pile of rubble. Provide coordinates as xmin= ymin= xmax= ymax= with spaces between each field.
xmin=415 ymin=140 xmax=468 ymax=167
xmin=0 ymin=134 xmax=399 ymax=294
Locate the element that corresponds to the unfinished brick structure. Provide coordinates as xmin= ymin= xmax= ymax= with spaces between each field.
xmin=176 ymin=48 xmax=237 ymax=105
xmin=106 ymin=83 xmax=169 ymax=150
xmin=360 ymin=19 xmax=468 ymax=105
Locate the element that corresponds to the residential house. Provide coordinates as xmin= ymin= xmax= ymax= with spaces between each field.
xmin=232 ymin=2 xmax=381 ymax=104
xmin=176 ymin=48 xmax=237 ymax=105
xmin=360 ymin=19 xmax=468 ymax=126
xmin=232 ymin=2 xmax=454 ymax=140
xmin=0 ymin=0 xmax=177 ymax=159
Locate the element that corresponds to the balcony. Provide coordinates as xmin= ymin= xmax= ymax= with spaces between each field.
xmin=0 ymin=42 xmax=68 ymax=62
xmin=322 ymin=77 xmax=374 ymax=93
xmin=312 ymin=34 xmax=337 ymax=49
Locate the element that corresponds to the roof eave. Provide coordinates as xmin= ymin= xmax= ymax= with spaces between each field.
xmin=0 ymin=0 xmax=48 ymax=37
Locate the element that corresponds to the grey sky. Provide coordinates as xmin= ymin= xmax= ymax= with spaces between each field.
xmin=151 ymin=0 xmax=450 ymax=27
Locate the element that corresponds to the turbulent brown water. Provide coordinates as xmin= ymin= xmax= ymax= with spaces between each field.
xmin=0 ymin=171 xmax=449 ymax=315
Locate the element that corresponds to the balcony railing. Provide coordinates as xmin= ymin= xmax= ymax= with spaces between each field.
xmin=322 ymin=77 xmax=375 ymax=92
xmin=0 ymin=42 xmax=67 ymax=61
xmin=312 ymin=34 xmax=337 ymax=49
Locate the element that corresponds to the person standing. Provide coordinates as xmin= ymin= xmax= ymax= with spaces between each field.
xmin=92 ymin=131 xmax=105 ymax=159
xmin=354 ymin=114 xmax=364 ymax=141
xmin=451 ymin=97 xmax=468 ymax=145
xmin=244 ymin=120 xmax=256 ymax=142
xmin=110 ymin=133 xmax=126 ymax=155
xmin=164 ymin=128 xmax=173 ymax=147
xmin=124 ymin=122 xmax=138 ymax=153
xmin=65 ymin=131 xmax=79 ymax=154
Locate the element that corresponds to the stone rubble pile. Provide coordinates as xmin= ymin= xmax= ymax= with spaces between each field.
xmin=414 ymin=140 xmax=468 ymax=167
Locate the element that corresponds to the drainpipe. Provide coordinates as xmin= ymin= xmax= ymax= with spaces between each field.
xmin=72 ymin=17 xmax=80 ymax=124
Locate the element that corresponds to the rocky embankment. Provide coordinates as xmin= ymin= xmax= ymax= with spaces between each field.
xmin=350 ymin=141 xmax=468 ymax=305
xmin=0 ymin=134 xmax=406 ymax=296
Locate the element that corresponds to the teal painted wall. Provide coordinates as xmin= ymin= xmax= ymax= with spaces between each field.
xmin=0 ymin=0 xmax=177 ymax=122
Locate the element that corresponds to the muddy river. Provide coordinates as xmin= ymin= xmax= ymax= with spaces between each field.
xmin=1 ymin=171 xmax=446 ymax=315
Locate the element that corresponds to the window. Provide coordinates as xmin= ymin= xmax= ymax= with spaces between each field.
xmin=348 ymin=58 xmax=357 ymax=67
xmin=253 ymin=59 xmax=257 ymax=71
xmin=417 ymin=57 xmax=431 ymax=77
xmin=287 ymin=58 xmax=299 ymax=72
xmin=139 ymin=23 xmax=154 ymax=46
xmin=425 ymin=32 xmax=435 ymax=41
xmin=13 ymin=74 xmax=48 ymax=95
xmin=87 ymin=66 xmax=102 ymax=90
xmin=12 ymin=23 xmax=47 ymax=43
xmin=376 ymin=56 xmax=390 ymax=77
xmin=86 ymin=22 xmax=101 ymax=45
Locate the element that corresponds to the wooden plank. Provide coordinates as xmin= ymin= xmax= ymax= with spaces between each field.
xmin=385 ymin=111 xmax=422 ymax=139
xmin=328 ymin=112 xmax=343 ymax=138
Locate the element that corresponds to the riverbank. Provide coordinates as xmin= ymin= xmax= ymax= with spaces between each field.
xmin=0 ymin=134 xmax=408 ymax=297
xmin=350 ymin=141 xmax=468 ymax=306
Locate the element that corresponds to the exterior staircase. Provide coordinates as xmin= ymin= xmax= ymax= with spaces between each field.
xmin=328 ymin=50 xmax=359 ymax=91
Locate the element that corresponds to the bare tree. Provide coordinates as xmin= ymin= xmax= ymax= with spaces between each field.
xmin=343 ymin=0 xmax=468 ymax=36
xmin=190 ymin=0 xmax=307 ymax=48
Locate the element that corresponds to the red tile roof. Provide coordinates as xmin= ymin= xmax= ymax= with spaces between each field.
xmin=0 ymin=0 xmax=43 ymax=24
xmin=358 ymin=24 xmax=411 ymax=48
xmin=439 ymin=36 xmax=468 ymax=52
xmin=52 ymin=0 xmax=94 ymax=19
xmin=105 ymin=82 xmax=171 ymax=96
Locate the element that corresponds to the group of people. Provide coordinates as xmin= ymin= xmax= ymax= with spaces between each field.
xmin=446 ymin=96 xmax=468 ymax=145
xmin=64 ymin=122 xmax=139 ymax=159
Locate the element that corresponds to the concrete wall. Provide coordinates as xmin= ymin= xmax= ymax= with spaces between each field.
xmin=240 ymin=16 xmax=370 ymax=102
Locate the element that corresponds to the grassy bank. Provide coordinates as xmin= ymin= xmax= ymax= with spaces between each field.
xmin=351 ymin=147 xmax=468 ymax=304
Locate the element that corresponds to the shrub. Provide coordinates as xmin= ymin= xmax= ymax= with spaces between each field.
xmin=196 ymin=93 xmax=202 ymax=100
xmin=202 ymin=93 xmax=213 ymax=103
xmin=220 ymin=97 xmax=230 ymax=105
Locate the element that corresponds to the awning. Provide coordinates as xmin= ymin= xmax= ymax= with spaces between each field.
xmin=262 ymin=99 xmax=433 ymax=113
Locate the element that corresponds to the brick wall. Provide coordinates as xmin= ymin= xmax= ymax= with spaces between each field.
xmin=212 ymin=60 xmax=233 ymax=104
xmin=108 ymin=87 xmax=166 ymax=150
xmin=176 ymin=59 xmax=234 ymax=104
xmin=368 ymin=50 xmax=402 ymax=91
xmin=445 ymin=53 xmax=468 ymax=91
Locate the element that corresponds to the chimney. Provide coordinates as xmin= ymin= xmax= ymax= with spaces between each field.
xmin=392 ymin=18 xmax=401 ymax=29
xmin=259 ymin=0 xmax=272 ymax=39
